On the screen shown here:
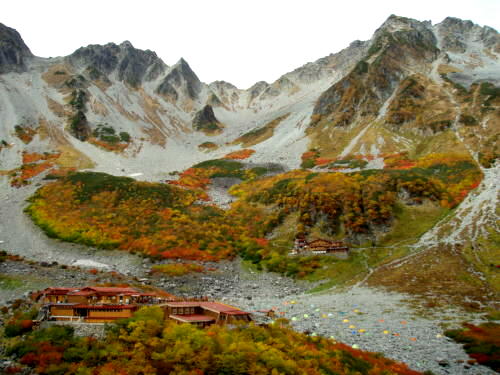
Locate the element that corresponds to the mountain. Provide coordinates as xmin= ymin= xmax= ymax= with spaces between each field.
xmin=0 ymin=16 xmax=498 ymax=307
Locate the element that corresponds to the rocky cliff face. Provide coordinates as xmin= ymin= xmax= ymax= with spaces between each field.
xmin=437 ymin=17 xmax=499 ymax=53
xmin=156 ymin=58 xmax=202 ymax=101
xmin=0 ymin=23 xmax=33 ymax=74
xmin=68 ymin=41 xmax=167 ymax=87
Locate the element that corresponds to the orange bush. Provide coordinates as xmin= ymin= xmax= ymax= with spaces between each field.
xmin=315 ymin=158 xmax=334 ymax=166
xmin=22 ymin=152 xmax=60 ymax=164
xmin=301 ymin=151 xmax=317 ymax=160
xmin=88 ymin=137 xmax=128 ymax=152
xmin=20 ymin=162 xmax=53 ymax=180
xmin=11 ymin=152 xmax=61 ymax=187
xmin=223 ymin=149 xmax=255 ymax=160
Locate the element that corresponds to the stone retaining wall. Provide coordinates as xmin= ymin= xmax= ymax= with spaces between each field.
xmin=40 ymin=321 xmax=106 ymax=338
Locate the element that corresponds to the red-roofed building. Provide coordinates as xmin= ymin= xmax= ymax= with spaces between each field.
xmin=36 ymin=286 xmax=170 ymax=323
xmin=35 ymin=286 xmax=251 ymax=325
xmin=162 ymin=301 xmax=252 ymax=327
xmin=169 ymin=314 xmax=215 ymax=325
xmin=291 ymin=238 xmax=349 ymax=257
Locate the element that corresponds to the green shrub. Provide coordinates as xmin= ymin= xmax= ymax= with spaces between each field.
xmin=119 ymin=132 xmax=131 ymax=143
xmin=354 ymin=60 xmax=369 ymax=75
xmin=301 ymin=158 xmax=315 ymax=169
xmin=459 ymin=114 xmax=478 ymax=126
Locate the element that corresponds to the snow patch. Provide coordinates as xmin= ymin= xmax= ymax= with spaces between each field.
xmin=72 ymin=259 xmax=111 ymax=270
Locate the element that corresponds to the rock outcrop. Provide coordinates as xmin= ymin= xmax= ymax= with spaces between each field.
xmin=0 ymin=23 xmax=33 ymax=74
xmin=192 ymin=105 xmax=222 ymax=133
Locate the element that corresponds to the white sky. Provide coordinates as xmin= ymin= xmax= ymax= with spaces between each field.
xmin=3 ymin=0 xmax=499 ymax=89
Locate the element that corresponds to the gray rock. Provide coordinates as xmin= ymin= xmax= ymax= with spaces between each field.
xmin=156 ymin=58 xmax=201 ymax=101
xmin=192 ymin=105 xmax=222 ymax=132
xmin=68 ymin=41 xmax=166 ymax=87
xmin=0 ymin=23 xmax=33 ymax=74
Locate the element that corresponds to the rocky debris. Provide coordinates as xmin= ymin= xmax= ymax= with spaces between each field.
xmin=231 ymin=285 xmax=495 ymax=375
xmin=146 ymin=258 xmax=309 ymax=301
xmin=192 ymin=105 xmax=222 ymax=132
xmin=205 ymin=177 xmax=241 ymax=208
xmin=0 ymin=23 xmax=33 ymax=74
xmin=156 ymin=58 xmax=201 ymax=101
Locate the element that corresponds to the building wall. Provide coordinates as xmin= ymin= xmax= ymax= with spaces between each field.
xmin=87 ymin=309 xmax=133 ymax=319
xmin=67 ymin=295 xmax=89 ymax=304
xmin=202 ymin=309 xmax=220 ymax=322
xmin=44 ymin=295 xmax=67 ymax=304
xmin=162 ymin=305 xmax=199 ymax=316
xmin=50 ymin=306 xmax=75 ymax=320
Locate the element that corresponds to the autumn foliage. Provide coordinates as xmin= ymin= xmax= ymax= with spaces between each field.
xmin=25 ymin=172 xmax=266 ymax=261
xmin=14 ymin=125 xmax=37 ymax=144
xmin=10 ymin=152 xmax=61 ymax=187
xmin=25 ymin=151 xmax=482 ymax=277
xmin=6 ymin=306 xmax=424 ymax=375
xmin=445 ymin=322 xmax=500 ymax=372
xmin=168 ymin=159 xmax=272 ymax=191
xmin=88 ymin=137 xmax=129 ymax=152
xmin=223 ymin=148 xmax=255 ymax=160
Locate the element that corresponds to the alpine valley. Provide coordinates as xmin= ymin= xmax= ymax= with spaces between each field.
xmin=0 ymin=14 xmax=499 ymax=375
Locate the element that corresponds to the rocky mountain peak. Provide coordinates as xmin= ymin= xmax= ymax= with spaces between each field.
xmin=119 ymin=40 xmax=134 ymax=49
xmin=156 ymin=57 xmax=202 ymax=101
xmin=377 ymin=15 xmax=430 ymax=34
xmin=68 ymin=41 xmax=166 ymax=86
xmin=440 ymin=17 xmax=475 ymax=30
xmin=172 ymin=57 xmax=199 ymax=78
xmin=0 ymin=23 xmax=33 ymax=74
xmin=247 ymin=81 xmax=270 ymax=101
xmin=437 ymin=17 xmax=499 ymax=53
xmin=369 ymin=15 xmax=438 ymax=64
xmin=209 ymin=80 xmax=238 ymax=91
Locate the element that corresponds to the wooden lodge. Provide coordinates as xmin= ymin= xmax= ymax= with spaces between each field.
xmin=34 ymin=286 xmax=252 ymax=326
xmin=35 ymin=286 xmax=169 ymax=323
xmin=290 ymin=237 xmax=349 ymax=258
xmin=161 ymin=301 xmax=253 ymax=327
